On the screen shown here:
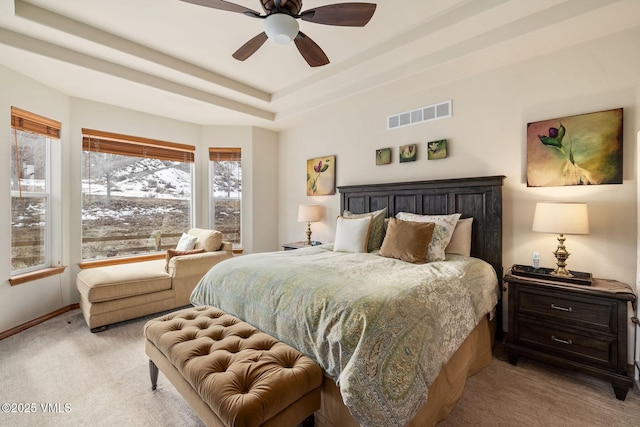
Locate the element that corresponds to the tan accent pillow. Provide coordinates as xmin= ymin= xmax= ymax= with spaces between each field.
xmin=395 ymin=212 xmax=461 ymax=261
xmin=379 ymin=219 xmax=435 ymax=263
xmin=445 ymin=217 xmax=473 ymax=256
xmin=165 ymin=248 xmax=205 ymax=272
xmin=188 ymin=228 xmax=223 ymax=252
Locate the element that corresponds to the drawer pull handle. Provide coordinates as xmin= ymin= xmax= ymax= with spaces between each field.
xmin=551 ymin=303 xmax=572 ymax=312
xmin=552 ymin=335 xmax=572 ymax=345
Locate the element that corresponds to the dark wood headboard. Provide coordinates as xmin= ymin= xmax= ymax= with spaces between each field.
xmin=338 ymin=175 xmax=505 ymax=280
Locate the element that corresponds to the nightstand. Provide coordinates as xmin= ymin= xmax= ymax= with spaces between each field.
xmin=504 ymin=271 xmax=636 ymax=400
xmin=282 ymin=241 xmax=320 ymax=250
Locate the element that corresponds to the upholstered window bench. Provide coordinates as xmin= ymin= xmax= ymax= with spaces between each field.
xmin=76 ymin=229 xmax=233 ymax=332
xmin=144 ymin=306 xmax=322 ymax=427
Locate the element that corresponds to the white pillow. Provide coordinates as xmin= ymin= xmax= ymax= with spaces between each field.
xmin=395 ymin=212 xmax=461 ymax=261
xmin=175 ymin=232 xmax=198 ymax=251
xmin=334 ymin=215 xmax=372 ymax=253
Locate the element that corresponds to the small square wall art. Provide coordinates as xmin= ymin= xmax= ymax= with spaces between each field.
xmin=376 ymin=148 xmax=391 ymax=165
xmin=399 ymin=144 xmax=417 ymax=163
xmin=527 ymin=108 xmax=623 ymax=187
xmin=427 ymin=139 xmax=448 ymax=160
xmin=307 ymin=155 xmax=336 ymax=196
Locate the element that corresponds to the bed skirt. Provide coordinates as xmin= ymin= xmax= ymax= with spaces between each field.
xmin=315 ymin=315 xmax=494 ymax=427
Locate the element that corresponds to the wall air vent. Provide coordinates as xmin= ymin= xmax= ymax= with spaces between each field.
xmin=387 ymin=100 xmax=452 ymax=130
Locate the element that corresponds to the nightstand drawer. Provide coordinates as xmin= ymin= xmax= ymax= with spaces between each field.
xmin=505 ymin=273 xmax=635 ymax=400
xmin=515 ymin=318 xmax=617 ymax=369
xmin=516 ymin=287 xmax=616 ymax=334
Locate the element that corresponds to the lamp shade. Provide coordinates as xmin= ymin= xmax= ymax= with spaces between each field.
xmin=532 ymin=202 xmax=589 ymax=235
xmin=298 ymin=204 xmax=321 ymax=223
xmin=264 ymin=13 xmax=299 ymax=45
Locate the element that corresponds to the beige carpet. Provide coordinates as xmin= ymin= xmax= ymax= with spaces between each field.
xmin=440 ymin=344 xmax=640 ymax=427
xmin=0 ymin=309 xmax=203 ymax=427
xmin=1 ymin=309 xmax=639 ymax=427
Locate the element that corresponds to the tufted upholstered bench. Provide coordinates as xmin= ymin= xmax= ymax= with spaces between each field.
xmin=144 ymin=306 xmax=323 ymax=427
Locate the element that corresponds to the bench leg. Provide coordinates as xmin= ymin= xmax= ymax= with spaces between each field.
xmin=302 ymin=414 xmax=314 ymax=427
xmin=149 ymin=359 xmax=159 ymax=390
xmin=90 ymin=325 xmax=108 ymax=333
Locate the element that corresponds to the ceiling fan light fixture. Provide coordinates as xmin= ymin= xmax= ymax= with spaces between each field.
xmin=264 ymin=13 xmax=299 ymax=44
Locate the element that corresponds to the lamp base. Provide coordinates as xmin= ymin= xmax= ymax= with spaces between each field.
xmin=551 ymin=233 xmax=573 ymax=277
xmin=550 ymin=268 xmax=574 ymax=278
xmin=305 ymin=222 xmax=312 ymax=245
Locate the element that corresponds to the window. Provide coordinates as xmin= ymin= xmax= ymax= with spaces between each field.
xmin=81 ymin=129 xmax=195 ymax=261
xmin=10 ymin=107 xmax=61 ymax=275
xmin=209 ymin=148 xmax=241 ymax=248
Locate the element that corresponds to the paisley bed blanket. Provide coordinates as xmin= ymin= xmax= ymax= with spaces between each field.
xmin=190 ymin=245 xmax=499 ymax=427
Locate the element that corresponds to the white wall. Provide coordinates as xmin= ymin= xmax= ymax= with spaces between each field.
xmin=201 ymin=125 xmax=279 ymax=254
xmin=0 ymin=69 xmax=277 ymax=333
xmin=636 ymin=127 xmax=640 ymax=384
xmin=278 ymin=28 xmax=640 ymax=357
xmin=0 ymin=66 xmax=71 ymax=331
xmin=250 ymin=127 xmax=279 ymax=253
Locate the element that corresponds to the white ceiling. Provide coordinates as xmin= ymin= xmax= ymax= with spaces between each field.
xmin=0 ymin=0 xmax=639 ymax=130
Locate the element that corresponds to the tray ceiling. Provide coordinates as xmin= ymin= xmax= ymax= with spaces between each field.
xmin=0 ymin=0 xmax=638 ymax=129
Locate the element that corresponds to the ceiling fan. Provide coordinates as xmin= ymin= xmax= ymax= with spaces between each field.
xmin=180 ymin=0 xmax=377 ymax=67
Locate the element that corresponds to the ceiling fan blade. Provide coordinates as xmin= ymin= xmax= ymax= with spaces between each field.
xmin=232 ymin=32 xmax=269 ymax=61
xmin=180 ymin=0 xmax=261 ymax=16
xmin=294 ymin=32 xmax=329 ymax=67
xmin=300 ymin=3 xmax=376 ymax=27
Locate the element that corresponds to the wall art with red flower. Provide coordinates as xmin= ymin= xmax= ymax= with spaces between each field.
xmin=307 ymin=155 xmax=336 ymax=196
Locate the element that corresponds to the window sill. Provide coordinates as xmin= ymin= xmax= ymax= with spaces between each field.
xmin=79 ymin=253 xmax=165 ymax=269
xmin=9 ymin=266 xmax=67 ymax=286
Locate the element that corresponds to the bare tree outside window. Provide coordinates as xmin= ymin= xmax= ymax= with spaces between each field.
xmin=83 ymin=152 xmax=136 ymax=203
xmin=213 ymin=161 xmax=242 ymax=197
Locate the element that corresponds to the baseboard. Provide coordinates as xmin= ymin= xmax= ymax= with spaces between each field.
xmin=0 ymin=303 xmax=80 ymax=340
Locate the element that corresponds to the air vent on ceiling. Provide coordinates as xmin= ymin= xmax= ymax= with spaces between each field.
xmin=387 ymin=100 xmax=452 ymax=130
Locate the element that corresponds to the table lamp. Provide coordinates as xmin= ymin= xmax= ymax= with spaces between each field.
xmin=532 ymin=202 xmax=589 ymax=277
xmin=298 ymin=204 xmax=321 ymax=245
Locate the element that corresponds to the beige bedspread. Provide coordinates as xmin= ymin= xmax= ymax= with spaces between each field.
xmin=190 ymin=245 xmax=499 ymax=427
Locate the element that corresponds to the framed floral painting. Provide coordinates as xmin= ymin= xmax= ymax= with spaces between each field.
xmin=376 ymin=148 xmax=391 ymax=165
xmin=307 ymin=155 xmax=336 ymax=196
xmin=427 ymin=139 xmax=447 ymax=160
xmin=399 ymin=144 xmax=417 ymax=163
xmin=527 ymin=108 xmax=623 ymax=187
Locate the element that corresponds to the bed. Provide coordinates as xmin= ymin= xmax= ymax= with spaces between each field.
xmin=190 ymin=175 xmax=505 ymax=427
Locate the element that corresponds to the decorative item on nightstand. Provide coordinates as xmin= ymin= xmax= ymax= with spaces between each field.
xmin=298 ymin=204 xmax=321 ymax=245
xmin=532 ymin=202 xmax=589 ymax=278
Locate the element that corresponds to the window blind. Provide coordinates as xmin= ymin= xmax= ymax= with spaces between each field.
xmin=11 ymin=107 xmax=61 ymax=200
xmin=82 ymin=128 xmax=195 ymax=163
xmin=209 ymin=147 xmax=241 ymax=162
xmin=11 ymin=106 xmax=61 ymax=138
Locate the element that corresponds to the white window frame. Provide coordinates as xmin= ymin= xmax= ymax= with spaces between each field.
xmin=80 ymin=129 xmax=196 ymax=262
xmin=10 ymin=132 xmax=62 ymax=275
xmin=209 ymin=150 xmax=242 ymax=249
